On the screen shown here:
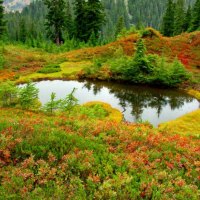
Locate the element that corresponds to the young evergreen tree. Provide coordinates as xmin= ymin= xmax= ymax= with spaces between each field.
xmin=191 ymin=0 xmax=200 ymax=31
xmin=19 ymin=82 xmax=40 ymax=110
xmin=44 ymin=0 xmax=66 ymax=45
xmin=0 ymin=0 xmax=5 ymax=37
xmin=183 ymin=5 xmax=192 ymax=31
xmin=174 ymin=0 xmax=185 ymax=35
xmin=161 ymin=0 xmax=175 ymax=36
xmin=43 ymin=92 xmax=61 ymax=114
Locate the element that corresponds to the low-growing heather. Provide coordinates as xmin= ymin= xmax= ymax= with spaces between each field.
xmin=0 ymin=107 xmax=199 ymax=199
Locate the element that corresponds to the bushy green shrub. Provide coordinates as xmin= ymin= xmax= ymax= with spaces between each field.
xmin=19 ymin=82 xmax=40 ymax=110
xmin=73 ymin=104 xmax=109 ymax=119
xmin=152 ymin=58 xmax=190 ymax=87
xmin=38 ymin=64 xmax=61 ymax=74
xmin=0 ymin=81 xmax=18 ymax=107
xmin=110 ymin=38 xmax=190 ymax=87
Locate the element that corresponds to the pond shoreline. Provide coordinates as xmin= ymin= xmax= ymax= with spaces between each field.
xmin=16 ymin=75 xmax=200 ymax=102
xmin=19 ymin=79 xmax=200 ymax=127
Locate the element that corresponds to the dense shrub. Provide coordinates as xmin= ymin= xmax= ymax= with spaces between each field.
xmin=0 ymin=81 xmax=18 ymax=106
xmin=19 ymin=82 xmax=40 ymax=110
xmin=110 ymin=39 xmax=190 ymax=87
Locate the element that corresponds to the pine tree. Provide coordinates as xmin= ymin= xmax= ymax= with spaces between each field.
xmin=65 ymin=0 xmax=74 ymax=39
xmin=183 ymin=5 xmax=192 ymax=31
xmin=161 ymin=0 xmax=175 ymax=36
xmin=74 ymin=0 xmax=87 ymax=41
xmin=44 ymin=0 xmax=66 ymax=45
xmin=191 ymin=0 xmax=200 ymax=31
xmin=0 ymin=0 xmax=5 ymax=37
xmin=174 ymin=0 xmax=185 ymax=35
xmin=74 ymin=0 xmax=105 ymax=42
xmin=115 ymin=16 xmax=125 ymax=38
xmin=19 ymin=19 xmax=26 ymax=43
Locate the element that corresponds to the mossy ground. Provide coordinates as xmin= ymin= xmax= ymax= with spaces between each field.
xmin=159 ymin=109 xmax=200 ymax=136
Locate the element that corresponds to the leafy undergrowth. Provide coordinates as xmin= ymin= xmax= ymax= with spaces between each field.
xmin=65 ymin=30 xmax=200 ymax=71
xmin=0 ymin=107 xmax=200 ymax=199
xmin=159 ymin=109 xmax=200 ymax=137
xmin=1 ymin=45 xmax=67 ymax=82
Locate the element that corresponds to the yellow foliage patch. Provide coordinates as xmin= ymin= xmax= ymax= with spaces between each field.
xmin=84 ymin=101 xmax=123 ymax=123
xmin=159 ymin=109 xmax=200 ymax=136
xmin=187 ymin=89 xmax=200 ymax=100
xmin=16 ymin=61 xmax=91 ymax=83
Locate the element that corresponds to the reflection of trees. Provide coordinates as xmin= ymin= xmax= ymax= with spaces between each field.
xmin=83 ymin=82 xmax=92 ymax=91
xmin=82 ymin=81 xmax=195 ymax=120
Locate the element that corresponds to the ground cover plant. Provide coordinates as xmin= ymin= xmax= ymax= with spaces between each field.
xmin=0 ymin=106 xmax=200 ymax=199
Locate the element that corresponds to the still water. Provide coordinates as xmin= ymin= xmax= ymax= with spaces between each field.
xmin=31 ymin=80 xmax=199 ymax=126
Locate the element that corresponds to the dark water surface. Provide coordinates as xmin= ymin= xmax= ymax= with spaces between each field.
xmin=30 ymin=80 xmax=199 ymax=126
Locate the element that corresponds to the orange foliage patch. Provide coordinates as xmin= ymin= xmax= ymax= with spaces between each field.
xmin=66 ymin=31 xmax=200 ymax=74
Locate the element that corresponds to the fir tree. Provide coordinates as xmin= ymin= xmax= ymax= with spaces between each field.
xmin=74 ymin=0 xmax=105 ymax=42
xmin=65 ymin=0 xmax=74 ymax=38
xmin=86 ymin=0 xmax=105 ymax=41
xmin=19 ymin=19 xmax=26 ymax=43
xmin=174 ymin=0 xmax=185 ymax=35
xmin=161 ymin=0 xmax=175 ymax=36
xmin=191 ymin=0 xmax=200 ymax=31
xmin=74 ymin=0 xmax=87 ymax=41
xmin=183 ymin=5 xmax=192 ymax=31
xmin=0 ymin=0 xmax=5 ymax=37
xmin=44 ymin=0 xmax=66 ymax=45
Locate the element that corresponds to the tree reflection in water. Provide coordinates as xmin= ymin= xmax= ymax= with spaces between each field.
xmin=83 ymin=81 xmax=195 ymax=121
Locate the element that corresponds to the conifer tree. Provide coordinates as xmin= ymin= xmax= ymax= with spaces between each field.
xmin=74 ymin=0 xmax=87 ymax=41
xmin=65 ymin=0 xmax=74 ymax=38
xmin=161 ymin=0 xmax=175 ymax=36
xmin=174 ymin=0 xmax=185 ymax=35
xmin=74 ymin=0 xmax=105 ymax=42
xmin=0 ymin=0 xmax=5 ymax=37
xmin=115 ymin=16 xmax=125 ymax=38
xmin=191 ymin=0 xmax=200 ymax=31
xmin=183 ymin=5 xmax=192 ymax=31
xmin=86 ymin=0 xmax=105 ymax=41
xmin=19 ymin=19 xmax=26 ymax=43
xmin=44 ymin=0 xmax=66 ymax=45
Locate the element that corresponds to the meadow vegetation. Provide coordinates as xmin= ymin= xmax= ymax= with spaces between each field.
xmin=0 ymin=29 xmax=200 ymax=199
xmin=0 ymin=103 xmax=200 ymax=199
